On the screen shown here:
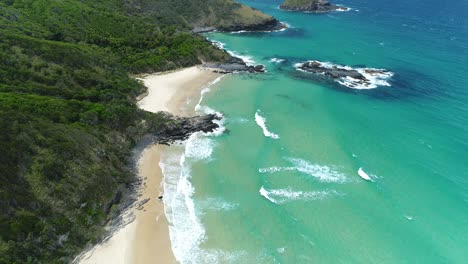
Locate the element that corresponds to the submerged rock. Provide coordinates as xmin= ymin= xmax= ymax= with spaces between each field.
xmin=280 ymin=0 xmax=349 ymax=13
xmin=295 ymin=60 xmax=394 ymax=89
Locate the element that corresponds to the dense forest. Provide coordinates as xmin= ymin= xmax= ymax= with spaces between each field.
xmin=0 ymin=0 xmax=274 ymax=263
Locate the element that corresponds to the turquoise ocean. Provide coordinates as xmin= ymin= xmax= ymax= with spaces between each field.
xmin=160 ymin=0 xmax=468 ymax=263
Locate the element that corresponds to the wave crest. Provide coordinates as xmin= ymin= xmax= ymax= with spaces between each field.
xmin=259 ymin=158 xmax=347 ymax=183
xmin=255 ymin=110 xmax=280 ymax=139
xmin=260 ymin=186 xmax=337 ymax=204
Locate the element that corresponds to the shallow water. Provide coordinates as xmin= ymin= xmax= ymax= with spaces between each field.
xmin=162 ymin=0 xmax=468 ymax=263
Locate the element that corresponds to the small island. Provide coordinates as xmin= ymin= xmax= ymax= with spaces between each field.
xmin=280 ymin=0 xmax=349 ymax=12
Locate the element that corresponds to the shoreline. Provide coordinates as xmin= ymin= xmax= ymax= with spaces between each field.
xmin=77 ymin=66 xmax=223 ymax=264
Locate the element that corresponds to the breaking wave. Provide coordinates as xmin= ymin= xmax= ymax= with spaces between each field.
xmin=160 ymin=73 xmax=230 ymax=263
xmin=255 ymin=110 xmax=280 ymax=139
xmin=259 ymin=186 xmax=337 ymax=204
xmin=259 ymin=157 xmax=347 ymax=183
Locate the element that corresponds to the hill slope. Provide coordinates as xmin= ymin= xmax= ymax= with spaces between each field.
xmin=0 ymin=0 xmax=278 ymax=263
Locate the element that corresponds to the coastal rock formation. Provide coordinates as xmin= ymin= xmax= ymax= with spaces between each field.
xmin=193 ymin=18 xmax=285 ymax=33
xmin=203 ymin=57 xmax=266 ymax=73
xmin=156 ymin=113 xmax=222 ymax=145
xmin=280 ymin=0 xmax=349 ymax=12
xmin=295 ymin=60 xmax=394 ymax=89
xmin=217 ymin=17 xmax=286 ymax=32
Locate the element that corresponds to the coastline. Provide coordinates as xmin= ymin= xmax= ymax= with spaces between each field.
xmin=77 ymin=66 xmax=223 ymax=264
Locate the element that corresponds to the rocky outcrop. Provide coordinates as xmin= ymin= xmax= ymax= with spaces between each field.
xmin=295 ymin=60 xmax=394 ymax=89
xmin=280 ymin=0 xmax=348 ymax=13
xmin=155 ymin=113 xmax=222 ymax=145
xmin=193 ymin=18 xmax=286 ymax=33
xmin=219 ymin=18 xmax=286 ymax=32
xmin=203 ymin=56 xmax=266 ymax=74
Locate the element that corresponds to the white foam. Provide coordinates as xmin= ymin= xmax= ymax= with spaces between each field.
xmin=290 ymin=158 xmax=347 ymax=183
xmin=259 ymin=166 xmax=295 ymax=173
xmin=194 ymin=75 xmax=225 ymax=112
xmin=184 ymin=132 xmax=215 ymax=160
xmin=277 ymin=248 xmax=286 ymax=254
xmin=161 ymin=129 xmax=227 ymax=263
xmin=208 ymin=38 xmax=257 ymax=66
xmin=159 ymin=73 xmax=229 ymax=263
xmin=226 ymin=50 xmax=256 ymax=66
xmin=405 ymin=215 xmax=414 ymax=221
xmin=270 ymin=58 xmax=286 ymax=63
xmin=357 ymin=167 xmax=373 ymax=181
xmin=211 ymin=40 xmax=226 ymax=49
xmin=259 ymin=186 xmax=278 ymax=204
xmin=260 ymin=186 xmax=336 ymax=204
xmin=255 ymin=110 xmax=280 ymax=139
xmin=335 ymin=5 xmax=351 ymax=12
xmin=160 ymin=149 xmax=205 ymax=264
xmin=259 ymin=158 xmax=348 ymax=183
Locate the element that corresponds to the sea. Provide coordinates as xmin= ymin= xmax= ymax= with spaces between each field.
xmin=160 ymin=0 xmax=468 ymax=263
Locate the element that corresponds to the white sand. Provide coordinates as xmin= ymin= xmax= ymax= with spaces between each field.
xmin=138 ymin=66 xmax=221 ymax=115
xmin=78 ymin=220 xmax=136 ymax=264
xmin=76 ymin=66 xmax=221 ymax=264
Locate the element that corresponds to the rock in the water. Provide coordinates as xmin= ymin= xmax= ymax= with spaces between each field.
xmin=295 ymin=60 xmax=394 ymax=89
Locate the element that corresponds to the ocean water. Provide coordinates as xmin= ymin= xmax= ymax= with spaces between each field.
xmin=161 ymin=0 xmax=468 ymax=263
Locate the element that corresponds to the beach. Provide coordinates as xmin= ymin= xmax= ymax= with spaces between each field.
xmin=138 ymin=66 xmax=222 ymax=116
xmin=77 ymin=66 xmax=222 ymax=264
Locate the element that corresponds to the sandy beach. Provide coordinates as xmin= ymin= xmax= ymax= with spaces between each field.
xmin=138 ymin=66 xmax=222 ymax=116
xmin=77 ymin=66 xmax=222 ymax=264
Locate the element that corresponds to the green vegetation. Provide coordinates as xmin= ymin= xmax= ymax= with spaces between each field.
xmin=280 ymin=0 xmax=334 ymax=9
xmin=281 ymin=0 xmax=322 ymax=7
xmin=0 ymin=0 xmax=275 ymax=263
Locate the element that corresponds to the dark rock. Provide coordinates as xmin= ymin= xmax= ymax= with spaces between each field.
xmin=135 ymin=198 xmax=150 ymax=210
xmin=219 ymin=18 xmax=286 ymax=32
xmin=153 ymin=113 xmax=223 ymax=145
xmin=295 ymin=60 xmax=393 ymax=89
xmin=203 ymin=58 xmax=266 ymax=74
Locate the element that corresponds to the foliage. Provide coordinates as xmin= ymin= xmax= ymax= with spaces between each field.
xmin=0 ymin=0 xmax=275 ymax=262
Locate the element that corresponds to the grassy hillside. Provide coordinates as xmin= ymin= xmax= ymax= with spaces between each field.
xmin=0 ymin=0 xmax=276 ymax=263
